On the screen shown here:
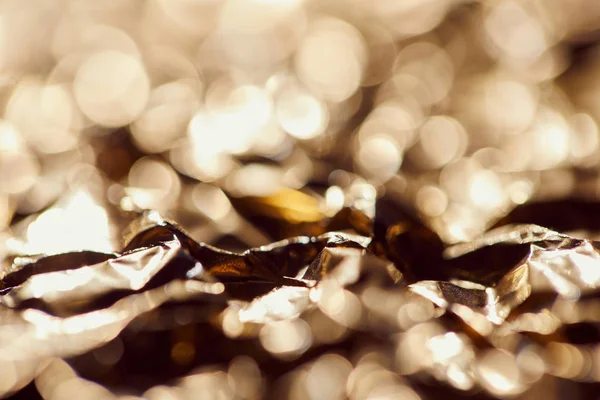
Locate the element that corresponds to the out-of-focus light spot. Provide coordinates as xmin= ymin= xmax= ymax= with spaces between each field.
xmin=512 ymin=310 xmax=560 ymax=335
xmin=276 ymin=87 xmax=328 ymax=140
xmin=189 ymin=84 xmax=272 ymax=155
xmin=440 ymin=204 xmax=486 ymax=243
xmin=316 ymin=280 xmax=362 ymax=328
xmin=228 ymin=356 xmax=263 ymax=399
xmin=477 ymin=350 xmax=524 ymax=396
xmin=427 ymin=332 xmax=464 ymax=362
xmin=131 ymin=80 xmax=201 ymax=154
xmin=6 ymin=79 xmax=80 ymax=153
xmin=153 ymin=0 xmax=222 ymax=38
xmin=325 ymin=186 xmax=345 ymax=216
xmin=222 ymin=307 xmax=244 ymax=339
xmin=455 ymin=75 xmax=538 ymax=147
xmin=426 ymin=332 xmax=475 ymax=390
xmin=348 ymin=356 xmax=422 ymax=400
xmin=396 ymin=295 xmax=435 ymax=330
xmin=0 ymin=121 xmax=24 ymax=152
xmin=191 ymin=183 xmax=232 ymax=222
xmin=594 ymin=345 xmax=600 ymax=381
xmin=347 ymin=180 xmax=377 ymax=218
xmin=35 ymin=359 xmax=77 ymax=400
xmin=485 ymin=1 xmax=547 ymax=62
xmin=408 ymin=115 xmax=467 ymax=170
xmin=127 ymin=157 xmax=181 ymax=211
xmin=92 ymin=338 xmax=124 ymax=367
xmin=395 ymin=322 xmax=446 ymax=375
xmin=170 ymin=137 xmax=236 ymax=182
xmin=469 ymin=169 xmax=505 ymax=211
xmin=218 ymin=0 xmax=306 ymax=67
xmin=171 ymin=341 xmax=196 ymax=366
xmin=416 ymin=185 xmax=448 ymax=217
xmin=373 ymin=0 xmax=449 ymax=37
xmin=328 ymin=90 xmax=363 ymax=125
xmin=227 ymin=85 xmax=273 ymax=152
xmin=0 ymin=150 xmax=39 ymax=196
xmin=421 ymin=116 xmax=467 ymax=168
xmin=450 ymin=304 xmax=493 ymax=337
xmin=570 ymin=113 xmax=599 ymax=163
xmin=25 ymin=190 xmax=112 ymax=254
xmin=516 ymin=346 xmax=546 ymax=384
xmin=304 ymin=309 xmax=347 ymax=345
xmin=51 ymin=376 xmax=120 ymax=400
xmin=259 ymin=318 xmax=312 ymax=358
xmin=143 ymin=385 xmax=182 ymax=400
xmin=180 ymin=370 xmax=234 ymax=400
xmin=359 ymin=99 xmax=421 ymax=147
xmin=144 ymin=45 xmax=201 ymax=87
xmin=295 ymin=17 xmax=366 ymax=102
xmin=528 ymin=108 xmax=570 ymax=170
xmin=493 ymin=79 xmax=539 ymax=133
xmin=0 ymin=195 xmax=13 ymax=229
xmin=305 ymin=354 xmax=352 ymax=400
xmin=0 ymin=361 xmax=17 ymax=394
xmin=366 ymin=382 xmax=422 ymax=400
xmin=392 ymin=42 xmax=454 ymax=106
xmin=545 ymin=342 xmax=587 ymax=379
xmin=227 ymin=164 xmax=284 ymax=197
xmin=471 ymin=147 xmax=510 ymax=171
xmin=74 ymin=50 xmax=150 ymax=127
xmin=252 ymin=119 xmax=290 ymax=157
xmin=440 ymin=158 xmax=480 ymax=202
xmin=356 ymin=134 xmax=402 ymax=182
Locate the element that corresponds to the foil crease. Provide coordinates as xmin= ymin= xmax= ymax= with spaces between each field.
xmin=1 ymin=204 xmax=600 ymax=398
xmin=2 ymin=0 xmax=600 ymax=399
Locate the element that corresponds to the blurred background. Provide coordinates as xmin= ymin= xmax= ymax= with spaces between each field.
xmin=0 ymin=0 xmax=599 ymax=252
xmin=2 ymin=0 xmax=600 ymax=399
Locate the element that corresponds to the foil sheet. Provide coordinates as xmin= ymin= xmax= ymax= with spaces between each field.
xmin=2 ymin=196 xmax=600 ymax=399
xmin=1 ymin=0 xmax=600 ymax=399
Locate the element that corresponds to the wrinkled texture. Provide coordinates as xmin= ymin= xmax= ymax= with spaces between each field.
xmin=2 ymin=201 xmax=600 ymax=399
xmin=2 ymin=0 xmax=600 ymax=399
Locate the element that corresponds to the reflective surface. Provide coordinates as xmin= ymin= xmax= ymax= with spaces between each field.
xmin=1 ymin=0 xmax=600 ymax=399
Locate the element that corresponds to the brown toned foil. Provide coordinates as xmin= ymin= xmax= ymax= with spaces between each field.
xmin=2 ymin=0 xmax=600 ymax=399
xmin=2 ymin=191 xmax=600 ymax=399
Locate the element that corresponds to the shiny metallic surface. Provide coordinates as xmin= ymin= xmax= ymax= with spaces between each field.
xmin=1 ymin=0 xmax=600 ymax=399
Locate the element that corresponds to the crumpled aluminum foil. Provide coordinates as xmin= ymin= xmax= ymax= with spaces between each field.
xmin=1 ymin=190 xmax=600 ymax=399
xmin=2 ymin=0 xmax=600 ymax=399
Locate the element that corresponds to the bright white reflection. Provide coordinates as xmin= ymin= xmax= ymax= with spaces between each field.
xmin=25 ymin=190 xmax=112 ymax=254
xmin=189 ymin=84 xmax=273 ymax=155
